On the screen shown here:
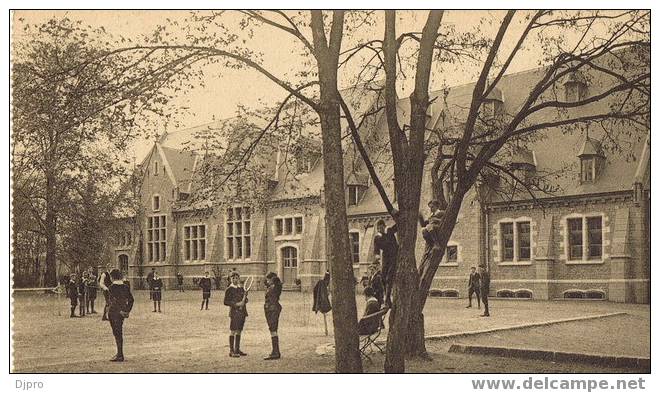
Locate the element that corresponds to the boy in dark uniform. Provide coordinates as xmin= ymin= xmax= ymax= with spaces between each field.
xmin=358 ymin=287 xmax=381 ymax=335
xmin=373 ymin=213 xmax=398 ymax=307
xmin=107 ymin=269 xmax=134 ymax=362
xmin=224 ymin=271 xmax=248 ymax=357
xmin=419 ymin=199 xmax=445 ymax=243
xmin=199 ymin=271 xmax=212 ymax=310
xmin=367 ymin=263 xmax=385 ymax=306
xmin=78 ymin=272 xmax=87 ymax=317
xmin=66 ymin=274 xmax=79 ymax=318
xmin=177 ymin=273 xmax=185 ymax=292
xmin=152 ymin=271 xmax=163 ymax=313
xmin=146 ymin=268 xmax=155 ymax=300
xmin=263 ymin=272 xmax=282 ymax=360
xmin=478 ymin=265 xmax=490 ymax=317
xmin=85 ymin=270 xmax=98 ymax=314
xmin=466 ymin=266 xmax=481 ymax=309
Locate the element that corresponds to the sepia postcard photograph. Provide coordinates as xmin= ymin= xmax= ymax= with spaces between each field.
xmin=6 ymin=3 xmax=654 ymax=386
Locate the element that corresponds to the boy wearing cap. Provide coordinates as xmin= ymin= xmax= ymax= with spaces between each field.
xmin=224 ymin=271 xmax=248 ymax=357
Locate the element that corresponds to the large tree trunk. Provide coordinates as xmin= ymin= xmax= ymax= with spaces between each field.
xmin=318 ymin=97 xmax=363 ymax=373
xmin=384 ymin=210 xmax=420 ymax=372
xmin=311 ymin=10 xmax=362 ymax=373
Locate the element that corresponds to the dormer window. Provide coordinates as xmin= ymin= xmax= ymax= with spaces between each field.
xmin=348 ymin=185 xmax=361 ymax=206
xmin=346 ymin=171 xmax=368 ymax=206
xmin=563 ymin=70 xmax=588 ymax=103
xmin=581 ymin=157 xmax=596 ymax=182
xmin=482 ymin=86 xmax=504 ymax=118
xmin=578 ymin=136 xmax=604 ymax=183
xmin=509 ymin=148 xmax=536 ymax=182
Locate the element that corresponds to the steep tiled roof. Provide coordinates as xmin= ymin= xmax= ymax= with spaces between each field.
xmin=159 ymin=145 xmax=197 ymax=192
xmin=139 ymin=48 xmax=648 ymax=213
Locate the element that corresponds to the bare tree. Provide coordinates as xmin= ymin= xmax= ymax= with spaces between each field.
xmin=339 ymin=10 xmax=649 ymax=371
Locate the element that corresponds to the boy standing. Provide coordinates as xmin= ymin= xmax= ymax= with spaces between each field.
xmin=224 ymin=271 xmax=248 ymax=357
xmin=374 ymin=215 xmax=398 ymax=307
xmin=86 ymin=268 xmax=98 ymax=314
xmin=98 ymin=265 xmax=113 ymax=321
xmin=107 ymin=269 xmax=134 ymax=362
xmin=78 ymin=272 xmax=87 ymax=317
xmin=152 ymin=272 xmax=163 ymax=313
xmin=177 ymin=273 xmax=185 ymax=292
xmin=466 ymin=267 xmax=481 ymax=309
xmin=66 ymin=274 xmax=79 ymax=318
xmin=478 ymin=265 xmax=490 ymax=317
xmin=199 ymin=271 xmax=212 ymax=310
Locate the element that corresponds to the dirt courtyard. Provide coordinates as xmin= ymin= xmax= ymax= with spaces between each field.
xmin=11 ymin=290 xmax=650 ymax=373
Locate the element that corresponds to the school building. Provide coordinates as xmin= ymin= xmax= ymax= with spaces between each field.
xmin=108 ymin=49 xmax=650 ymax=303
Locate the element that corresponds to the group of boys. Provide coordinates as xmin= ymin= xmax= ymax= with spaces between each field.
xmin=466 ymin=265 xmax=491 ymax=317
xmin=65 ymin=267 xmax=99 ymax=318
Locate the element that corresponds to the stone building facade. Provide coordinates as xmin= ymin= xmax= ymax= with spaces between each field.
xmin=108 ymin=54 xmax=650 ymax=303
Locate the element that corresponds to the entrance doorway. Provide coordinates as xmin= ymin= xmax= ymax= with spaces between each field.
xmin=281 ymin=246 xmax=298 ymax=285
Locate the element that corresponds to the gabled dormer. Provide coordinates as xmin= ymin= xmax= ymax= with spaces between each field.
xmin=563 ymin=70 xmax=589 ymax=103
xmin=578 ymin=136 xmax=605 ymax=183
xmin=346 ymin=171 xmax=368 ymax=206
xmin=482 ymin=85 xmax=504 ymax=118
xmin=509 ymin=147 xmax=536 ymax=182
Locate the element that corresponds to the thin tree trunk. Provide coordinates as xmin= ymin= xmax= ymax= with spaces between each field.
xmin=44 ymin=174 xmax=58 ymax=287
xmin=405 ymin=188 xmax=466 ymax=355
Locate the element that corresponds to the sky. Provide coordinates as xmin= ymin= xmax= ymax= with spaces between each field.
xmin=12 ymin=10 xmax=598 ymax=162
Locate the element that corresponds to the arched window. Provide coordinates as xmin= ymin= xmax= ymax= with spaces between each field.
xmin=515 ymin=290 xmax=533 ymax=299
xmin=563 ymin=290 xmax=585 ymax=299
xmin=497 ymin=289 xmax=516 ymax=298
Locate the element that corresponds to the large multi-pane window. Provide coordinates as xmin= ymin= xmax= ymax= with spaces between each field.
xmin=147 ymin=215 xmax=167 ymax=262
xmin=501 ymin=223 xmax=514 ymax=261
xmin=184 ymin=224 xmax=206 ymax=261
xmin=499 ymin=220 xmax=531 ymax=262
xmin=567 ymin=216 xmax=603 ymax=261
xmin=349 ymin=232 xmax=360 ymax=264
xmin=274 ymin=216 xmax=304 ymax=237
xmin=226 ymin=207 xmax=251 ymax=260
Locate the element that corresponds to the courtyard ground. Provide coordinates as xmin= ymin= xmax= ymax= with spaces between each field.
xmin=11 ymin=290 xmax=650 ymax=373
